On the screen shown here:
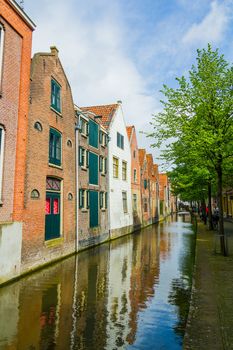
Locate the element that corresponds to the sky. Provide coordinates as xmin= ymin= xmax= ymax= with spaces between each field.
xmin=23 ymin=0 xmax=233 ymax=167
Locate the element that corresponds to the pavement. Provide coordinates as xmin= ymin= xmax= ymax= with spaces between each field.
xmin=183 ymin=217 xmax=233 ymax=350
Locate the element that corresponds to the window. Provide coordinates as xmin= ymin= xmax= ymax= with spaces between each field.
xmin=80 ymin=118 xmax=89 ymax=136
xmin=144 ymin=198 xmax=148 ymax=212
xmin=133 ymin=150 xmax=136 ymax=158
xmin=122 ymin=191 xmax=128 ymax=213
xmin=51 ymin=79 xmax=61 ymax=113
xmin=49 ymin=128 xmax=62 ymax=166
xmin=34 ymin=121 xmax=43 ymax=132
xmin=89 ymin=152 xmax=98 ymax=185
xmin=117 ymin=132 xmax=124 ymax=149
xmin=113 ymin=157 xmax=119 ymax=178
xmin=0 ymin=24 xmax=4 ymax=94
xmin=99 ymin=131 xmax=107 ymax=147
xmin=99 ymin=156 xmax=107 ymax=175
xmin=0 ymin=126 xmax=5 ymax=201
xmin=100 ymin=191 xmax=108 ymax=209
xmin=133 ymin=169 xmax=137 ymax=183
xmin=31 ymin=189 xmax=40 ymax=199
xmin=79 ymin=189 xmax=89 ymax=209
xmin=133 ymin=194 xmax=137 ymax=211
xmin=79 ymin=146 xmax=89 ymax=168
xmin=89 ymin=119 xmax=99 ymax=148
xmin=122 ymin=161 xmax=127 ymax=180
xmin=144 ymin=179 xmax=147 ymax=189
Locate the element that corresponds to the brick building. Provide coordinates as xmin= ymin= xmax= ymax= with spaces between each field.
xmin=21 ymin=47 xmax=76 ymax=273
xmin=75 ymin=106 xmax=109 ymax=249
xmin=126 ymin=126 xmax=142 ymax=230
xmin=159 ymin=173 xmax=170 ymax=218
xmin=0 ymin=0 xmax=35 ymax=283
xmin=146 ymin=154 xmax=159 ymax=223
xmin=139 ymin=149 xmax=151 ymax=227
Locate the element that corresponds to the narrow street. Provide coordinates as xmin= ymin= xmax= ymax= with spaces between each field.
xmin=0 ymin=216 xmax=195 ymax=350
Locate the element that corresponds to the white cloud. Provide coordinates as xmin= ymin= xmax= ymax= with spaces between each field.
xmin=27 ymin=0 xmax=158 ymax=147
xmin=182 ymin=1 xmax=230 ymax=45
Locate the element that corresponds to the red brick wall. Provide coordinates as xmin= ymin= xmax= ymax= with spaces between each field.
xmin=0 ymin=0 xmax=33 ymax=222
xmin=21 ymin=50 xmax=76 ymax=268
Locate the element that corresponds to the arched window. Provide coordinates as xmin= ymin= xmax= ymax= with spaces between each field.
xmin=0 ymin=126 xmax=5 ymax=202
xmin=31 ymin=189 xmax=40 ymax=199
xmin=34 ymin=121 xmax=43 ymax=132
xmin=0 ymin=23 xmax=5 ymax=95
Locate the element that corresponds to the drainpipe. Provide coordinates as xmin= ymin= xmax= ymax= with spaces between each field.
xmin=75 ymin=116 xmax=81 ymax=253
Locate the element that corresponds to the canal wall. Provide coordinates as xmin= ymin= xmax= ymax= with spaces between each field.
xmin=0 ymin=222 xmax=22 ymax=285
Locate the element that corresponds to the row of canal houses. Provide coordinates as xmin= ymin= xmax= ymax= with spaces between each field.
xmin=0 ymin=0 xmax=173 ymax=285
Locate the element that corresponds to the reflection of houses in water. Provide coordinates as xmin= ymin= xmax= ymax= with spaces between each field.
xmin=71 ymin=244 xmax=110 ymax=350
xmin=0 ymin=257 xmax=75 ymax=349
xmin=106 ymin=238 xmax=133 ymax=349
xmin=127 ymin=228 xmax=160 ymax=344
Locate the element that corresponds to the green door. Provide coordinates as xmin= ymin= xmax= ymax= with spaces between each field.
xmin=45 ymin=191 xmax=61 ymax=240
xmin=90 ymin=190 xmax=99 ymax=228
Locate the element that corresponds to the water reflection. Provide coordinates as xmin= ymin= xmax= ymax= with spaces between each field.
xmin=0 ymin=216 xmax=195 ymax=350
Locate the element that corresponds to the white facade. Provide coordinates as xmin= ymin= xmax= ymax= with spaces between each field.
xmin=108 ymin=105 xmax=133 ymax=231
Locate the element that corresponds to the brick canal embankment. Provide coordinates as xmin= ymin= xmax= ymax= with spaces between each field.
xmin=184 ymin=218 xmax=233 ymax=350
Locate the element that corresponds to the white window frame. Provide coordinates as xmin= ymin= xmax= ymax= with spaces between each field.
xmin=122 ymin=161 xmax=127 ymax=181
xmin=113 ymin=156 xmax=119 ymax=178
xmin=0 ymin=126 xmax=5 ymax=202
xmin=0 ymin=23 xmax=5 ymax=94
xmin=122 ymin=191 xmax=128 ymax=213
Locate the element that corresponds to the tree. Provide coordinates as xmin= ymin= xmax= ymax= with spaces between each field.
xmin=149 ymin=45 xmax=233 ymax=255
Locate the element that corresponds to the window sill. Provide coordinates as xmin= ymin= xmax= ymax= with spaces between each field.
xmin=101 ymin=173 xmax=106 ymax=177
xmin=81 ymin=166 xmax=88 ymax=171
xmin=81 ymin=133 xmax=88 ymax=138
xmin=101 ymin=208 xmax=107 ymax=212
xmin=45 ymin=237 xmax=63 ymax=248
xmin=101 ymin=144 xmax=106 ymax=148
xmin=49 ymin=163 xmax=63 ymax=170
xmin=50 ymin=106 xmax=62 ymax=117
xmin=81 ymin=208 xmax=88 ymax=212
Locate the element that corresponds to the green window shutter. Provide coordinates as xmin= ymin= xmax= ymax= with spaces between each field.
xmin=117 ymin=132 xmax=120 ymax=147
xmin=104 ymin=158 xmax=107 ymax=174
xmin=89 ymin=152 xmax=98 ymax=185
xmin=86 ymin=150 xmax=89 ymax=168
xmin=86 ymin=190 xmax=90 ymax=209
xmin=89 ymin=190 xmax=99 ymax=227
xmin=144 ymin=179 xmax=147 ymax=189
xmin=100 ymin=192 xmax=103 ymax=209
xmin=89 ymin=120 xmax=99 ymax=148
xmin=121 ymin=135 xmax=124 ymax=149
xmin=105 ymin=192 xmax=108 ymax=208
xmin=86 ymin=122 xmax=89 ymax=136
xmin=79 ymin=189 xmax=83 ymax=208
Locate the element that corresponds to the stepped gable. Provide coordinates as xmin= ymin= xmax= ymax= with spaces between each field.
xmin=81 ymin=104 xmax=119 ymax=129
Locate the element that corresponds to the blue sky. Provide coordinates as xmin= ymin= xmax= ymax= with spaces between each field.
xmin=23 ymin=0 xmax=233 ymax=165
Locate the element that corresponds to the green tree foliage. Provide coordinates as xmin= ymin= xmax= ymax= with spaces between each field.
xmin=149 ymin=45 xmax=233 ymax=255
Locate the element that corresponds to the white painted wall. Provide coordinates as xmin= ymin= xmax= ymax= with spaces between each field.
xmin=108 ymin=106 xmax=133 ymax=230
xmin=0 ymin=222 xmax=22 ymax=284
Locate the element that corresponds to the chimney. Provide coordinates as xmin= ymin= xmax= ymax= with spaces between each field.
xmin=117 ymin=100 xmax=122 ymax=105
xmin=50 ymin=46 xmax=59 ymax=57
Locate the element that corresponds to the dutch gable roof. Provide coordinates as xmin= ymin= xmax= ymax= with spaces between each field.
xmin=80 ymin=104 xmax=119 ymax=129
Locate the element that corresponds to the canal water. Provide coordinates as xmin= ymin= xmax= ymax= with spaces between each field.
xmin=0 ymin=215 xmax=195 ymax=350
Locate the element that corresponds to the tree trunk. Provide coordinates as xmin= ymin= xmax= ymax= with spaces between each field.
xmin=216 ymin=161 xmax=226 ymax=256
xmin=208 ymin=181 xmax=213 ymax=230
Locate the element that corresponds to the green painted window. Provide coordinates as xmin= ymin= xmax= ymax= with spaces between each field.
xmin=144 ymin=179 xmax=148 ymax=189
xmin=89 ymin=152 xmax=98 ymax=185
xmin=51 ymin=79 xmax=61 ymax=113
xmin=117 ymin=132 xmax=124 ymax=149
xmin=89 ymin=119 xmax=99 ymax=148
xmin=90 ymin=190 xmax=99 ymax=227
xmin=49 ymin=128 xmax=62 ymax=166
